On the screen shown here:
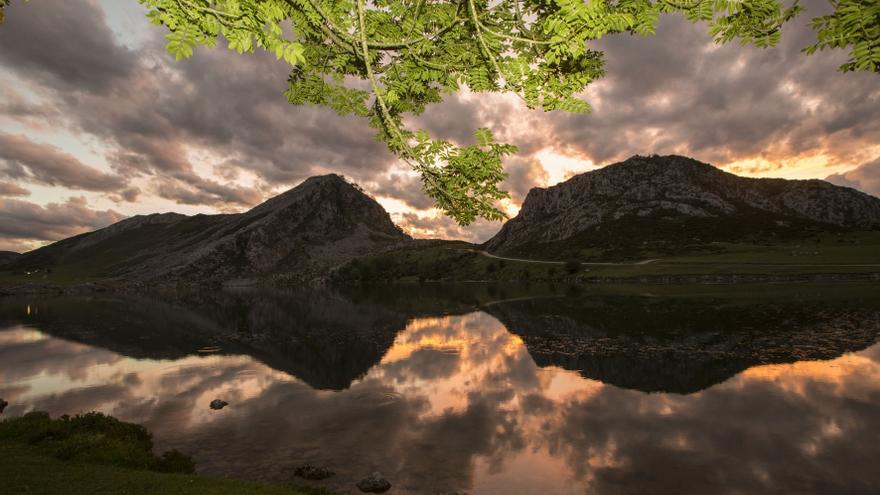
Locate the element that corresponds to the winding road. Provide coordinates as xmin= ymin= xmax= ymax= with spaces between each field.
xmin=467 ymin=250 xmax=880 ymax=268
xmin=471 ymin=250 xmax=661 ymax=266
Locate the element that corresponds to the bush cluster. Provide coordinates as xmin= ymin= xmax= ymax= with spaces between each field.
xmin=0 ymin=411 xmax=194 ymax=473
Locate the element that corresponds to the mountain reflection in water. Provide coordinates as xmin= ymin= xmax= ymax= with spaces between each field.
xmin=0 ymin=284 xmax=879 ymax=494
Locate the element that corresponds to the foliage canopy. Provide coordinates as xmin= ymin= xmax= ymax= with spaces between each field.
xmin=2 ymin=0 xmax=877 ymax=224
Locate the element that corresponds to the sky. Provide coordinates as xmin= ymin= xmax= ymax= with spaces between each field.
xmin=0 ymin=0 xmax=878 ymax=252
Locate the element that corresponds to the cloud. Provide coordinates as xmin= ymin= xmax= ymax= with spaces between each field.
xmin=544 ymin=0 xmax=880 ymax=168
xmin=826 ymin=158 xmax=880 ymax=198
xmin=0 ymin=0 xmax=394 ymax=216
xmin=398 ymin=212 xmax=501 ymax=243
xmin=368 ymin=173 xmax=435 ymax=211
xmin=0 ymin=181 xmax=29 ymax=197
xmin=0 ymin=0 xmax=393 ymax=205
xmin=151 ymin=176 xmax=263 ymax=209
xmin=0 ymin=196 xmax=125 ymax=245
xmin=0 ymin=0 xmax=134 ymax=92
xmin=0 ymin=133 xmax=128 ymax=192
xmin=502 ymin=157 xmax=549 ymax=204
xmin=0 ymin=0 xmax=878 ymax=245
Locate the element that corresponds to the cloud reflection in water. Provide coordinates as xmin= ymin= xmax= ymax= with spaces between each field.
xmin=1 ymin=305 xmax=879 ymax=494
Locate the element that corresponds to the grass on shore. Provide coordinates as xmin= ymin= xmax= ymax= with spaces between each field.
xmin=333 ymin=232 xmax=880 ymax=283
xmin=0 ymin=412 xmax=327 ymax=495
xmin=0 ymin=443 xmax=328 ymax=495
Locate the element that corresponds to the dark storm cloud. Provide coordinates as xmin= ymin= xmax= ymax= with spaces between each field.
xmin=368 ymin=172 xmax=435 ymax=210
xmin=151 ymin=176 xmax=263 ymax=209
xmin=546 ymin=0 xmax=880 ymax=167
xmin=826 ymin=158 xmax=880 ymax=198
xmin=0 ymin=0 xmax=134 ymax=92
xmin=0 ymin=0 xmax=393 ymax=211
xmin=0 ymin=133 xmax=128 ymax=192
xmin=0 ymin=196 xmax=125 ymax=242
xmin=0 ymin=0 xmax=877 ymax=239
xmin=413 ymin=92 xmax=549 ymax=157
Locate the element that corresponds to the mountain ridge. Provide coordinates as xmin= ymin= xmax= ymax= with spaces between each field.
xmin=485 ymin=154 xmax=880 ymax=260
xmin=6 ymin=174 xmax=411 ymax=284
xmin=4 ymin=155 xmax=880 ymax=287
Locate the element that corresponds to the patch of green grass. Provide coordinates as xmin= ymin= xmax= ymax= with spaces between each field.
xmin=0 ymin=412 xmax=330 ymax=495
xmin=0 ymin=411 xmax=194 ymax=473
xmin=335 ymin=232 xmax=880 ymax=283
xmin=0 ymin=442 xmax=328 ymax=495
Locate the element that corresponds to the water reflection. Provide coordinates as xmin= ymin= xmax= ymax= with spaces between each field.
xmin=1 ymin=285 xmax=879 ymax=494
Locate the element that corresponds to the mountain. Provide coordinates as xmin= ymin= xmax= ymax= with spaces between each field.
xmin=0 ymin=251 xmax=20 ymax=267
xmin=486 ymin=155 xmax=880 ymax=260
xmin=6 ymin=175 xmax=411 ymax=284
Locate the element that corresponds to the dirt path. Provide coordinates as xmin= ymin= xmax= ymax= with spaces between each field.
xmin=471 ymin=250 xmax=880 ymax=268
xmin=473 ymin=250 xmax=661 ymax=266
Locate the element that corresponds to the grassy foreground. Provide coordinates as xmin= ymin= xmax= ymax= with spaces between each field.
xmin=0 ymin=444 xmax=327 ymax=495
xmin=0 ymin=412 xmax=326 ymax=495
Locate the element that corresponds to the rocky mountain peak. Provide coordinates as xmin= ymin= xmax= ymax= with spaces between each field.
xmin=9 ymin=174 xmax=411 ymax=284
xmin=487 ymin=154 xmax=880 ymax=258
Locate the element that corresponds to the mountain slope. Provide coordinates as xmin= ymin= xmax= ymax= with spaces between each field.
xmin=486 ymin=155 xmax=880 ymax=260
xmin=6 ymin=175 xmax=411 ymax=284
xmin=0 ymin=251 xmax=20 ymax=267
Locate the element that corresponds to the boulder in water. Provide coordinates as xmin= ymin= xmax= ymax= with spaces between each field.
xmin=357 ymin=472 xmax=391 ymax=493
xmin=294 ymin=464 xmax=335 ymax=480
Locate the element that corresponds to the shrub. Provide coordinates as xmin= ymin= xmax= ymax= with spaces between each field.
xmin=564 ymin=259 xmax=581 ymax=274
xmin=157 ymin=449 xmax=197 ymax=473
xmin=0 ymin=411 xmax=194 ymax=473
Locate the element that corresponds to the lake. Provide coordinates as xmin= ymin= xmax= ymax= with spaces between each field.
xmin=1 ymin=283 xmax=879 ymax=494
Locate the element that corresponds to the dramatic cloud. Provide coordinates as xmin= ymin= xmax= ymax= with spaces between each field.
xmin=0 ymin=0 xmax=134 ymax=92
xmin=0 ymin=196 xmax=125 ymax=248
xmin=502 ymin=157 xmax=550 ymax=203
xmin=0 ymin=133 xmax=129 ymax=192
xmin=397 ymin=212 xmax=501 ymax=243
xmin=827 ymin=158 xmax=880 ymax=198
xmin=545 ymin=0 xmax=880 ymax=169
xmin=369 ymin=172 xmax=435 ymax=211
xmin=0 ymin=0 xmax=877 ymax=247
xmin=0 ymin=0 xmax=391 ymax=210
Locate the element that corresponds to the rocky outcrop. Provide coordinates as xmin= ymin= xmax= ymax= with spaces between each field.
xmin=486 ymin=155 xmax=880 ymax=257
xmin=7 ymin=175 xmax=411 ymax=284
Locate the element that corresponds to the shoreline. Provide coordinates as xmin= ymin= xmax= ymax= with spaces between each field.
xmin=2 ymin=271 xmax=878 ymax=296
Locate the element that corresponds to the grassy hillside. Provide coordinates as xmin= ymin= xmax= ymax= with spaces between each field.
xmin=5 ymin=231 xmax=880 ymax=288
xmin=495 ymin=212 xmax=876 ymax=262
xmin=333 ymin=232 xmax=880 ymax=283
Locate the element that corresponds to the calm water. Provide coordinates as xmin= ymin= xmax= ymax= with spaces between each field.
xmin=1 ymin=284 xmax=879 ymax=494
